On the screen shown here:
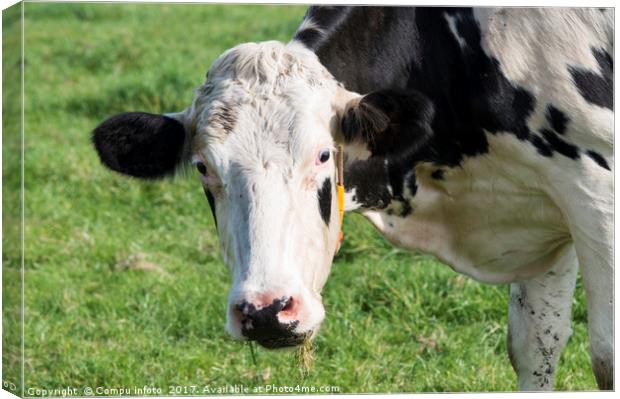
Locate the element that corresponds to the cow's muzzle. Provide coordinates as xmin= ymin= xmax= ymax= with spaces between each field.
xmin=234 ymin=296 xmax=308 ymax=349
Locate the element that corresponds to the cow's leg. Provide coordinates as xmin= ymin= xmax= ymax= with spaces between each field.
xmin=507 ymin=244 xmax=578 ymax=391
xmin=574 ymin=241 xmax=614 ymax=390
xmin=546 ymin=160 xmax=614 ymax=389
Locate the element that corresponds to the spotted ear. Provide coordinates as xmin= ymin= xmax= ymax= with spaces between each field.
xmin=340 ymin=89 xmax=435 ymax=157
xmin=92 ymin=111 xmax=190 ymax=179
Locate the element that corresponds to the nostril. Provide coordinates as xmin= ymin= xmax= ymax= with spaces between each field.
xmin=234 ymin=302 xmax=246 ymax=315
xmin=281 ymin=296 xmax=294 ymax=313
xmin=277 ymin=296 xmax=298 ymax=323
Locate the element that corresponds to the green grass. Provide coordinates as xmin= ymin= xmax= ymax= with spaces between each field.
xmin=2 ymin=2 xmax=597 ymax=394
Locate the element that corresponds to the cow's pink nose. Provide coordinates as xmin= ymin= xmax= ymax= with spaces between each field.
xmin=233 ymin=296 xmax=305 ymax=348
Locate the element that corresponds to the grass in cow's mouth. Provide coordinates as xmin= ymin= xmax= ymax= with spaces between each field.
xmin=2 ymin=1 xmax=597 ymax=393
xmin=295 ymin=335 xmax=315 ymax=377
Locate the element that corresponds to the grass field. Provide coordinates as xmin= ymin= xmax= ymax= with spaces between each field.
xmin=2 ymin=2 xmax=597 ymax=394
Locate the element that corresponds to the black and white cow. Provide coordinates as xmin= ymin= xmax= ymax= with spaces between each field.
xmin=92 ymin=7 xmax=613 ymax=391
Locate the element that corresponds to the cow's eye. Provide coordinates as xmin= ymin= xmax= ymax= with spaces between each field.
xmin=195 ymin=162 xmax=207 ymax=175
xmin=317 ymin=149 xmax=331 ymax=164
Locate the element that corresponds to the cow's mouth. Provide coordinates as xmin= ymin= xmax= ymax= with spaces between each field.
xmin=244 ymin=322 xmax=310 ymax=349
xmin=255 ymin=333 xmax=307 ymax=349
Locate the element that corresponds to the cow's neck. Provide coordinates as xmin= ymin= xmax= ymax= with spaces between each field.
xmin=295 ymin=7 xmax=540 ymax=211
xmin=299 ymin=8 xmax=461 ymax=213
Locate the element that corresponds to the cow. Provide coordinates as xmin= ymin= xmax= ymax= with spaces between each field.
xmin=91 ymin=7 xmax=613 ymax=391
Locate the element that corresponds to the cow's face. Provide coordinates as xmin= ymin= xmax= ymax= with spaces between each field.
xmin=92 ymin=41 xmax=433 ymax=349
xmin=94 ymin=42 xmax=348 ymax=348
xmin=189 ymin=42 xmax=346 ymax=348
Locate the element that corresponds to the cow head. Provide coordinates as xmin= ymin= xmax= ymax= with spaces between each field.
xmin=92 ymin=41 xmax=433 ymax=349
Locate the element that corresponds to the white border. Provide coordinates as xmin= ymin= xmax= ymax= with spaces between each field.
xmin=0 ymin=1 xmax=617 ymax=399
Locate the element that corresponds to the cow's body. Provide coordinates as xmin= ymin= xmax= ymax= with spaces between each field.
xmin=92 ymin=6 xmax=613 ymax=392
xmin=294 ymin=7 xmax=613 ymax=390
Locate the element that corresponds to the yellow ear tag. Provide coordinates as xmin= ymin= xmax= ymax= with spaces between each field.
xmin=335 ymin=146 xmax=345 ymax=253
xmin=336 ymin=183 xmax=345 ymax=252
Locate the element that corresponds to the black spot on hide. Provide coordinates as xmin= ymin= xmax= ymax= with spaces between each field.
xmin=318 ymin=178 xmax=332 ymax=225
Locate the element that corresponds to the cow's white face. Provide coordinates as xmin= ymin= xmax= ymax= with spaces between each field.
xmin=186 ymin=42 xmax=351 ymax=347
xmin=92 ymin=41 xmax=361 ymax=349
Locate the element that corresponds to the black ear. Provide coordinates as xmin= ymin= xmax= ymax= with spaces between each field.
xmin=341 ymin=89 xmax=435 ymax=157
xmin=92 ymin=112 xmax=187 ymax=179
